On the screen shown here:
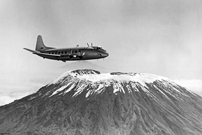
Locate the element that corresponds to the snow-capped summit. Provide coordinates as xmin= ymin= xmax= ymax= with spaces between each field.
xmin=53 ymin=69 xmax=170 ymax=84
xmin=0 ymin=69 xmax=202 ymax=135
xmin=49 ymin=69 xmax=176 ymax=97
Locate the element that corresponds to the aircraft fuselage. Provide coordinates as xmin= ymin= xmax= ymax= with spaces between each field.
xmin=38 ymin=47 xmax=108 ymax=61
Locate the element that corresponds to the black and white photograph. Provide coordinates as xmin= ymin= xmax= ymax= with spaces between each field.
xmin=0 ymin=0 xmax=202 ymax=134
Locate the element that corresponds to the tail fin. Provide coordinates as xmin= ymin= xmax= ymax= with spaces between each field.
xmin=35 ymin=35 xmax=47 ymax=52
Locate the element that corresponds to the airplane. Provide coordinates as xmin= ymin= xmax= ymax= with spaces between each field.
xmin=24 ymin=35 xmax=109 ymax=62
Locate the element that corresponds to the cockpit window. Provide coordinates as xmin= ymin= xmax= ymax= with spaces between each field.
xmin=98 ymin=47 xmax=106 ymax=52
xmin=92 ymin=46 xmax=106 ymax=52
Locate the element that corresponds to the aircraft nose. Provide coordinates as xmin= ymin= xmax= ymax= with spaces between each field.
xmin=103 ymin=52 xmax=109 ymax=57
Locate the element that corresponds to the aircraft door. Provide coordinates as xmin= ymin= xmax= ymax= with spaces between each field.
xmin=71 ymin=49 xmax=82 ymax=58
xmin=71 ymin=50 xmax=76 ymax=58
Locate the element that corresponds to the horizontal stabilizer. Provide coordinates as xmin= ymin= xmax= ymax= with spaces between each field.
xmin=23 ymin=48 xmax=38 ymax=54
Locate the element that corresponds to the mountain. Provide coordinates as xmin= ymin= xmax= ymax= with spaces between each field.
xmin=0 ymin=69 xmax=202 ymax=135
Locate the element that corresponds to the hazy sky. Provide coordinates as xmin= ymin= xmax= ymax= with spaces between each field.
xmin=0 ymin=0 xmax=202 ymax=105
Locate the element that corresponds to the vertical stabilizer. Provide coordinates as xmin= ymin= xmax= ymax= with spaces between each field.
xmin=35 ymin=35 xmax=47 ymax=52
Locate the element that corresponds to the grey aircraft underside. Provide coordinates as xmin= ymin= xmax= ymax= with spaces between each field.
xmin=24 ymin=35 xmax=109 ymax=62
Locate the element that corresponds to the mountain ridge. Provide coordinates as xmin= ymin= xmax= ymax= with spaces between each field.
xmin=0 ymin=69 xmax=202 ymax=135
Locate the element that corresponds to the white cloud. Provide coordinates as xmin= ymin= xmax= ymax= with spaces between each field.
xmin=174 ymin=80 xmax=202 ymax=96
xmin=0 ymin=95 xmax=16 ymax=106
xmin=0 ymin=90 xmax=36 ymax=106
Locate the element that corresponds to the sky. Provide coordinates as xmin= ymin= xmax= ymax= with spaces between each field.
xmin=0 ymin=0 xmax=202 ymax=105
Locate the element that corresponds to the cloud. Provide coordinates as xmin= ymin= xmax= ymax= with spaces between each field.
xmin=0 ymin=95 xmax=16 ymax=106
xmin=174 ymin=80 xmax=202 ymax=97
xmin=0 ymin=72 xmax=49 ymax=106
xmin=0 ymin=89 xmax=37 ymax=106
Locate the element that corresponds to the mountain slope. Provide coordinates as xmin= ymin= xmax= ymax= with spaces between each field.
xmin=0 ymin=69 xmax=202 ymax=135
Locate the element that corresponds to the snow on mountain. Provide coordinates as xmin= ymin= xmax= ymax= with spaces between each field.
xmin=0 ymin=69 xmax=202 ymax=135
xmin=50 ymin=69 xmax=173 ymax=97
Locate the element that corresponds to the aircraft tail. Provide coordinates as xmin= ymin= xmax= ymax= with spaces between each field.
xmin=35 ymin=35 xmax=48 ymax=52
